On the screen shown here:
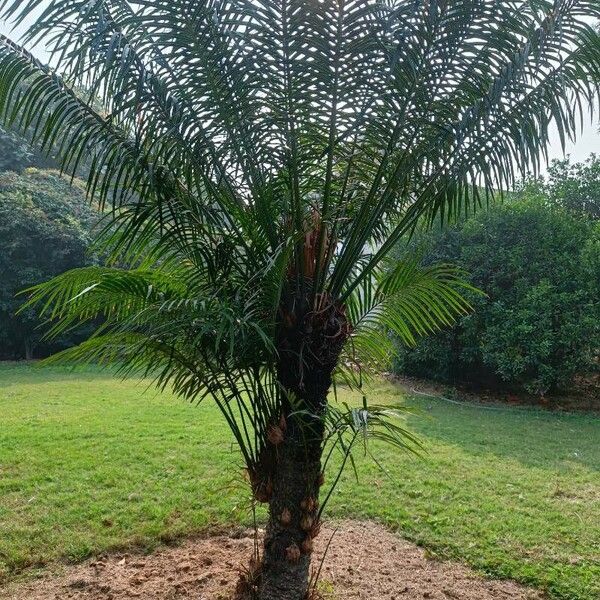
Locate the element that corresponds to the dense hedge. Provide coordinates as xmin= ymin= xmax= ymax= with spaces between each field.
xmin=0 ymin=169 xmax=100 ymax=359
xmin=392 ymin=185 xmax=600 ymax=396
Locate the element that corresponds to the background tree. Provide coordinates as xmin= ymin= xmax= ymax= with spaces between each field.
xmin=0 ymin=119 xmax=96 ymax=360
xmin=1 ymin=2 xmax=600 ymax=598
xmin=0 ymin=169 xmax=100 ymax=359
xmin=393 ymin=191 xmax=600 ymax=396
xmin=545 ymin=154 xmax=600 ymax=219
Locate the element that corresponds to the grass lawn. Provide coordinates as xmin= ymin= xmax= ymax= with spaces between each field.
xmin=0 ymin=363 xmax=599 ymax=599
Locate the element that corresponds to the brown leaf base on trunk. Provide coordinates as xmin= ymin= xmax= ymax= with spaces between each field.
xmin=257 ymin=446 xmax=321 ymax=600
xmin=246 ymin=292 xmax=349 ymax=599
xmin=241 ymin=406 xmax=325 ymax=600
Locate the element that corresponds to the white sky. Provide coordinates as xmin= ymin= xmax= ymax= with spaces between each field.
xmin=1 ymin=13 xmax=599 ymax=171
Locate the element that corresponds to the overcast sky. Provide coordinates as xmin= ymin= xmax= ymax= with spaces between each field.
xmin=2 ymin=13 xmax=599 ymax=171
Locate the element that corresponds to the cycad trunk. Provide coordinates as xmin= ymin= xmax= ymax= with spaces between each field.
xmin=258 ymin=415 xmax=324 ymax=599
xmin=258 ymin=294 xmax=349 ymax=600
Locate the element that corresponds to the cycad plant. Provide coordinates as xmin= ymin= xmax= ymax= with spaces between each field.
xmin=1 ymin=1 xmax=600 ymax=598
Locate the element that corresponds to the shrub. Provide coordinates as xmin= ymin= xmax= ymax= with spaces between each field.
xmin=393 ymin=189 xmax=600 ymax=396
xmin=0 ymin=127 xmax=33 ymax=172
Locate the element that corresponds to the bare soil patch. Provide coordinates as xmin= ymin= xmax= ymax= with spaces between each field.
xmin=1 ymin=520 xmax=545 ymax=600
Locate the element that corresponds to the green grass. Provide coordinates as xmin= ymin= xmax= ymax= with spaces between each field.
xmin=0 ymin=363 xmax=598 ymax=599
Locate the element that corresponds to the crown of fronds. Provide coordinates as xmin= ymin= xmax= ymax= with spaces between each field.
xmin=2 ymin=0 xmax=600 ymax=468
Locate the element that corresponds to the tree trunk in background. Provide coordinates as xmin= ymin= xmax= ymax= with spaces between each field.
xmin=24 ymin=338 xmax=34 ymax=361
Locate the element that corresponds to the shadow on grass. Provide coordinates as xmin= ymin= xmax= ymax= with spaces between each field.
xmin=398 ymin=391 xmax=600 ymax=471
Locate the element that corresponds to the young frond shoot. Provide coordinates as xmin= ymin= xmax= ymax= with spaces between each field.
xmin=2 ymin=1 xmax=599 ymax=598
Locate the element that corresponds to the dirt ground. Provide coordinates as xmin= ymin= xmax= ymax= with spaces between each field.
xmin=1 ymin=520 xmax=545 ymax=600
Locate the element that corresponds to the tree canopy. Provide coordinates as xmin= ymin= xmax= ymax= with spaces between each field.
xmin=545 ymin=153 xmax=600 ymax=219
xmin=0 ymin=0 xmax=597 ymax=393
xmin=0 ymin=168 xmax=100 ymax=359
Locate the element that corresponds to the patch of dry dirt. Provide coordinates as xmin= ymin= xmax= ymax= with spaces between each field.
xmin=0 ymin=521 xmax=545 ymax=600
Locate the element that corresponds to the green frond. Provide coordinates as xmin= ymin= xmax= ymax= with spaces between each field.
xmin=25 ymin=262 xmax=280 ymax=469
xmin=318 ymin=399 xmax=424 ymax=513
xmin=338 ymin=260 xmax=477 ymax=387
xmin=2 ymin=2 xmax=598 ymax=286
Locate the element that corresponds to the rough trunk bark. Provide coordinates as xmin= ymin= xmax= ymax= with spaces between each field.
xmin=256 ymin=291 xmax=349 ymax=599
xmin=258 ymin=423 xmax=322 ymax=600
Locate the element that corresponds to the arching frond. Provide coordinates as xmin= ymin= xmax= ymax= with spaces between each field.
xmin=338 ymin=260 xmax=476 ymax=387
xmin=21 ymin=261 xmax=281 ymax=469
xmin=1 ymin=2 xmax=598 ymax=295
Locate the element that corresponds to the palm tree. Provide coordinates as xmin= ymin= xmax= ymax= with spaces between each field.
xmin=1 ymin=1 xmax=599 ymax=598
